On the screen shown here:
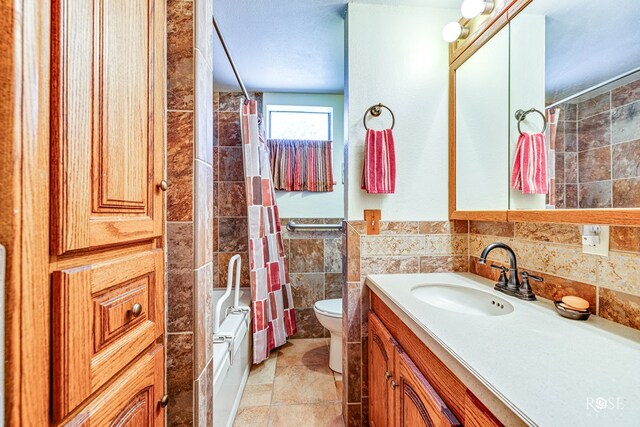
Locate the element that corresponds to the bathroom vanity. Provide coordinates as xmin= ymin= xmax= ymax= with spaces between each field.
xmin=367 ymin=273 xmax=640 ymax=426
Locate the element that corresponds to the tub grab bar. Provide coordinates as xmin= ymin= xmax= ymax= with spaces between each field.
xmin=214 ymin=254 xmax=242 ymax=335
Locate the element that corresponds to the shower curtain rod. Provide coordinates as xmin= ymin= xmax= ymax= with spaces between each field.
xmin=546 ymin=65 xmax=640 ymax=110
xmin=213 ymin=15 xmax=250 ymax=103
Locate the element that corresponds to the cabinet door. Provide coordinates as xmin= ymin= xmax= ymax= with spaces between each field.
xmin=51 ymin=0 xmax=165 ymax=255
xmin=64 ymin=344 xmax=165 ymax=426
xmin=52 ymin=249 xmax=165 ymax=420
xmin=395 ymin=350 xmax=461 ymax=427
xmin=369 ymin=313 xmax=398 ymax=427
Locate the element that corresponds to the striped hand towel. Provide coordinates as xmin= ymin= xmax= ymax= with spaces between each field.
xmin=511 ymin=132 xmax=548 ymax=194
xmin=361 ymin=128 xmax=396 ymax=194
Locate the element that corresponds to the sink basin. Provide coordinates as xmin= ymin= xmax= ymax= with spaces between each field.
xmin=411 ymin=284 xmax=514 ymax=316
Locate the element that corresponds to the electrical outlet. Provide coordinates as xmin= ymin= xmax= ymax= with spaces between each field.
xmin=581 ymin=225 xmax=609 ymax=256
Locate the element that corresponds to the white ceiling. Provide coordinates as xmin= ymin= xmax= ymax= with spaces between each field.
xmin=212 ymin=0 xmax=462 ymax=93
xmin=214 ymin=0 xmax=640 ymax=98
xmin=526 ymin=0 xmax=640 ymax=103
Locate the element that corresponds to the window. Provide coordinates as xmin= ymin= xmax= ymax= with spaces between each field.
xmin=266 ymin=105 xmax=333 ymax=140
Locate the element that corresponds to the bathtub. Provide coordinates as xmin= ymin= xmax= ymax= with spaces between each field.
xmin=212 ymin=287 xmax=251 ymax=427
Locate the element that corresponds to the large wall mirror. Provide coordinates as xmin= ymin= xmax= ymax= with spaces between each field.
xmin=453 ymin=0 xmax=640 ymax=220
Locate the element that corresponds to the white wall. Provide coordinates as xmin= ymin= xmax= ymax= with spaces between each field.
xmin=262 ymin=92 xmax=344 ymax=218
xmin=345 ymin=4 xmax=457 ymax=221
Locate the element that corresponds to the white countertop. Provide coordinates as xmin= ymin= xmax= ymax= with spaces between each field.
xmin=366 ymin=272 xmax=640 ymax=427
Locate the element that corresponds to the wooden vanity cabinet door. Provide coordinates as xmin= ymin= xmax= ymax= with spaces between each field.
xmin=51 ymin=0 xmax=165 ymax=255
xmin=65 ymin=344 xmax=165 ymax=426
xmin=369 ymin=313 xmax=399 ymax=427
xmin=52 ymin=249 xmax=165 ymax=420
xmin=395 ymin=350 xmax=461 ymax=427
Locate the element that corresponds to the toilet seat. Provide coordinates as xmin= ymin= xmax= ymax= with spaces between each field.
xmin=314 ymin=298 xmax=342 ymax=318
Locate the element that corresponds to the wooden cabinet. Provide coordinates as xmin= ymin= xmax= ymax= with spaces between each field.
xmin=395 ymin=350 xmax=460 ymax=427
xmin=369 ymin=306 xmax=501 ymax=427
xmin=49 ymin=0 xmax=167 ymax=424
xmin=52 ymin=249 xmax=165 ymax=420
xmin=51 ymin=0 xmax=165 ymax=255
xmin=369 ymin=312 xmax=460 ymax=427
xmin=65 ymin=344 xmax=165 ymax=426
xmin=369 ymin=313 xmax=399 ymax=427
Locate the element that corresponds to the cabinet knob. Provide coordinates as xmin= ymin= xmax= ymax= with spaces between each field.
xmin=385 ymin=371 xmax=392 ymax=380
xmin=159 ymin=394 xmax=169 ymax=407
xmin=158 ymin=180 xmax=168 ymax=191
xmin=390 ymin=380 xmax=398 ymax=389
xmin=131 ymin=303 xmax=143 ymax=317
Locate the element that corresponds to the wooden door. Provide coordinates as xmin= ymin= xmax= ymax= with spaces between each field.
xmin=65 ymin=344 xmax=165 ymax=426
xmin=395 ymin=350 xmax=461 ymax=427
xmin=369 ymin=313 xmax=399 ymax=427
xmin=51 ymin=0 xmax=165 ymax=255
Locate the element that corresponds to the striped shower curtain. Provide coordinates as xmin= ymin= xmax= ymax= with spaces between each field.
xmin=546 ymin=107 xmax=559 ymax=207
xmin=241 ymin=100 xmax=297 ymax=364
xmin=266 ymin=139 xmax=334 ymax=192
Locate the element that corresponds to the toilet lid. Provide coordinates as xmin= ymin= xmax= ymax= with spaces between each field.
xmin=314 ymin=298 xmax=342 ymax=317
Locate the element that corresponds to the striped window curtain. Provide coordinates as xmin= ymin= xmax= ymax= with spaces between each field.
xmin=266 ymin=139 xmax=334 ymax=192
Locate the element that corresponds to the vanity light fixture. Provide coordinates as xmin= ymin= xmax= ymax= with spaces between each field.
xmin=461 ymin=0 xmax=495 ymax=19
xmin=442 ymin=21 xmax=469 ymax=43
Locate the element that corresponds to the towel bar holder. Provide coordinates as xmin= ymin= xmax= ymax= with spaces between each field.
xmin=515 ymin=108 xmax=547 ymax=136
xmin=363 ymin=103 xmax=395 ymax=130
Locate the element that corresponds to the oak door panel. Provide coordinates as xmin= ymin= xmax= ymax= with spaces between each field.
xmin=64 ymin=344 xmax=165 ymax=426
xmin=51 ymin=0 xmax=165 ymax=255
xmin=395 ymin=350 xmax=461 ymax=427
xmin=369 ymin=313 xmax=398 ymax=427
xmin=52 ymin=249 xmax=165 ymax=420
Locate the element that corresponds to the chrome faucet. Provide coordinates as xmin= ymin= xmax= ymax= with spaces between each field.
xmin=478 ymin=242 xmax=540 ymax=301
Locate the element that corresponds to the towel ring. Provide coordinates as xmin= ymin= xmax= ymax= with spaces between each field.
xmin=363 ymin=103 xmax=395 ymax=130
xmin=515 ymin=108 xmax=547 ymax=136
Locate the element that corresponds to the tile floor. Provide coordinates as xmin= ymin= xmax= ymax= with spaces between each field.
xmin=234 ymin=338 xmax=344 ymax=427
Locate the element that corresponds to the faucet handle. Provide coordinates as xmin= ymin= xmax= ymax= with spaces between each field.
xmin=490 ymin=264 xmax=508 ymax=287
xmin=518 ymin=271 xmax=540 ymax=301
xmin=521 ymin=271 xmax=543 ymax=282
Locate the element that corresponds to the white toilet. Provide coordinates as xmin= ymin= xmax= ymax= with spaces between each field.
xmin=313 ymin=298 xmax=343 ymax=373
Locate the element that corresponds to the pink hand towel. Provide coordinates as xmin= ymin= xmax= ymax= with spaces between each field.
xmin=511 ymin=132 xmax=548 ymax=194
xmin=361 ymin=128 xmax=396 ymax=194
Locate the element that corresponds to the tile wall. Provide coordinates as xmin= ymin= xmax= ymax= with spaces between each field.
xmin=213 ymin=92 xmax=262 ymax=290
xmin=166 ymin=0 xmax=215 ymax=425
xmin=554 ymin=77 xmax=640 ymax=208
xmin=469 ymin=221 xmax=640 ymax=329
xmin=280 ymin=218 xmax=344 ymax=338
xmin=343 ymin=219 xmax=640 ymax=426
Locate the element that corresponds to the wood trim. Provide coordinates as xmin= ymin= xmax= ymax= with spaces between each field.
xmin=0 ymin=0 xmax=51 ymax=425
xmin=507 ymin=209 xmax=640 ymax=226
xmin=448 ymin=0 xmax=640 ymax=226
xmin=448 ymin=66 xmax=457 ymax=219
xmin=450 ymin=211 xmax=508 ymax=222
xmin=449 ymin=0 xmax=516 ymax=64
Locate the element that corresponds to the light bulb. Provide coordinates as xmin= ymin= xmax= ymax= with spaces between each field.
xmin=461 ymin=0 xmax=494 ymax=19
xmin=442 ymin=22 xmax=468 ymax=43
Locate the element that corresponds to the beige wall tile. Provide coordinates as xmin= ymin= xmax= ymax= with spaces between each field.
xmin=360 ymin=235 xmax=424 ymax=256
xmin=513 ymin=240 xmax=598 ymax=284
xmin=597 ymin=251 xmax=640 ymax=296
xmin=424 ymin=235 xmax=467 ymax=256
xmin=360 ymin=256 xmax=420 ymax=276
xmin=514 ymin=222 xmax=581 ymax=245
